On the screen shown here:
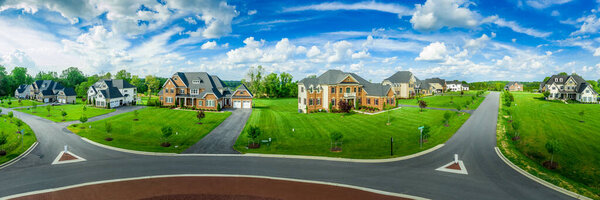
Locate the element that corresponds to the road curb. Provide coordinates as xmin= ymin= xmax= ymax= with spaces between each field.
xmin=81 ymin=134 xmax=444 ymax=163
xmin=1 ymin=174 xmax=429 ymax=200
xmin=494 ymin=147 xmax=592 ymax=200
xmin=0 ymin=142 xmax=38 ymax=170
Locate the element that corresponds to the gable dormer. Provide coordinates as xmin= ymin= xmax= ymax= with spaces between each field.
xmin=340 ymin=75 xmax=358 ymax=84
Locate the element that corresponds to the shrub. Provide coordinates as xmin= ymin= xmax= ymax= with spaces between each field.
xmin=246 ymin=126 xmax=261 ymax=145
xmin=418 ymin=100 xmax=427 ymax=112
xmin=338 ymin=100 xmax=352 ymax=113
xmin=79 ymin=115 xmax=88 ymax=123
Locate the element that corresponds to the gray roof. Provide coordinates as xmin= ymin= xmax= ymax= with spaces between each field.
xmin=446 ymin=80 xmax=462 ymax=85
xmin=542 ymin=74 xmax=590 ymax=93
xmin=101 ymin=79 xmax=135 ymax=89
xmin=62 ymin=87 xmax=77 ymax=96
xmin=578 ymin=82 xmax=598 ymax=94
xmin=171 ymin=72 xmax=231 ymax=98
xmin=384 ymin=71 xmax=414 ymax=83
xmin=99 ymin=87 xmax=123 ymax=99
xmin=425 ymin=78 xmax=446 ymax=85
xmin=363 ymin=83 xmax=391 ymax=96
xmin=299 ymin=69 xmax=390 ymax=97
xmin=15 ymin=84 xmax=28 ymax=94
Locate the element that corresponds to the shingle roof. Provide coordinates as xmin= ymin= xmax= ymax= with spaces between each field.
xmin=236 ymin=83 xmax=253 ymax=97
xmin=99 ymin=87 xmax=123 ymax=99
xmin=426 ymin=78 xmax=446 ymax=85
xmin=384 ymin=71 xmax=414 ymax=83
xmin=171 ymin=72 xmax=231 ymax=98
xmin=363 ymin=83 xmax=391 ymax=96
xmin=16 ymin=84 xmax=28 ymax=93
xmin=446 ymin=80 xmax=462 ymax=85
xmin=542 ymin=74 xmax=590 ymax=93
xmin=299 ymin=69 xmax=370 ymax=85
xmin=62 ymin=87 xmax=77 ymax=96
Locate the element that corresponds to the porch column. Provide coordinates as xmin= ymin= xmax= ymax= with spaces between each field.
xmin=185 ymin=97 xmax=187 ymax=107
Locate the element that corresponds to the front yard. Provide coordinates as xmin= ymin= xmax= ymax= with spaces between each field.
xmin=234 ymin=98 xmax=470 ymax=159
xmin=0 ymin=115 xmax=37 ymax=165
xmin=17 ymin=104 xmax=114 ymax=122
xmin=396 ymin=91 xmax=486 ymax=110
xmin=0 ymin=98 xmax=44 ymax=108
xmin=67 ymin=107 xmax=231 ymax=153
xmin=497 ymin=92 xmax=600 ymax=199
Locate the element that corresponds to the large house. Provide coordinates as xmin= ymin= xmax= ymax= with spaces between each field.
xmin=540 ymin=74 xmax=598 ymax=103
xmin=504 ymin=82 xmax=523 ymax=91
xmin=159 ymin=72 xmax=253 ymax=109
xmin=297 ymin=69 xmax=395 ymax=113
xmin=446 ymin=81 xmax=469 ymax=92
xmin=87 ymin=79 xmax=137 ymax=108
xmin=382 ymin=71 xmax=417 ymax=99
xmin=15 ymin=80 xmax=76 ymax=104
xmin=417 ymin=78 xmax=446 ymax=95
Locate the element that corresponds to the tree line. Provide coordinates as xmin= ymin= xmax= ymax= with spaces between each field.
xmin=241 ymin=65 xmax=298 ymax=98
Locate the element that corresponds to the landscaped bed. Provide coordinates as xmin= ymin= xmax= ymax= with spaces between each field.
xmin=396 ymin=90 xmax=486 ymax=110
xmin=67 ymin=107 xmax=231 ymax=153
xmin=234 ymin=98 xmax=470 ymax=159
xmin=16 ymin=104 xmax=114 ymax=122
xmin=497 ymin=92 xmax=600 ymax=199
xmin=0 ymin=98 xmax=44 ymax=108
xmin=0 ymin=114 xmax=37 ymax=165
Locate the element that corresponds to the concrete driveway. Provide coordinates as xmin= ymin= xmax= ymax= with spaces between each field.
xmin=182 ymin=108 xmax=251 ymax=154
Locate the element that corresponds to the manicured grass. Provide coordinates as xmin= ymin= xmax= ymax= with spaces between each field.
xmin=68 ymin=107 xmax=231 ymax=153
xmin=0 ymin=99 xmax=44 ymax=108
xmin=0 ymin=115 xmax=37 ymax=165
xmin=137 ymin=96 xmax=158 ymax=106
xmin=16 ymin=104 xmax=114 ymax=122
xmin=234 ymin=98 xmax=470 ymax=159
xmin=396 ymin=91 xmax=486 ymax=110
xmin=497 ymin=92 xmax=600 ymax=198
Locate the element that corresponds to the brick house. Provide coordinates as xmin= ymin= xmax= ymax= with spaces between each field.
xmin=159 ymin=72 xmax=253 ymax=109
xmin=504 ymin=82 xmax=523 ymax=91
xmin=297 ymin=70 xmax=395 ymax=113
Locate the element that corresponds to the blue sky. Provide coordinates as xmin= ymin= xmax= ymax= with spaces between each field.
xmin=0 ymin=0 xmax=600 ymax=82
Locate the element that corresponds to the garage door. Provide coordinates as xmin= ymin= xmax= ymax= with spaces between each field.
xmin=242 ymin=101 xmax=251 ymax=109
xmin=44 ymin=98 xmax=49 ymax=103
xmin=233 ymin=100 xmax=241 ymax=108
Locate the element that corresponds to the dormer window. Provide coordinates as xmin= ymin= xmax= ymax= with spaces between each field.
xmin=192 ymin=80 xmax=200 ymax=84
xmin=559 ymin=78 xmax=563 ymax=82
xmin=555 ymin=78 xmax=558 ymax=82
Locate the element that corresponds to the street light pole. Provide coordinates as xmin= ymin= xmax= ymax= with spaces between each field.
xmin=420 ymin=128 xmax=423 ymax=148
xmin=390 ymin=137 xmax=393 ymax=156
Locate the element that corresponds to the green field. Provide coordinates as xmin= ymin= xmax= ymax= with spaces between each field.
xmin=396 ymin=91 xmax=486 ymax=110
xmin=68 ymin=107 xmax=231 ymax=153
xmin=0 ymin=115 xmax=37 ymax=165
xmin=0 ymin=99 xmax=44 ymax=108
xmin=234 ymin=98 xmax=470 ymax=159
xmin=498 ymin=92 xmax=600 ymax=198
xmin=137 ymin=96 xmax=158 ymax=106
xmin=17 ymin=104 xmax=114 ymax=122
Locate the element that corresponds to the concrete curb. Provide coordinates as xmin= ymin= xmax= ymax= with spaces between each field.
xmin=1 ymin=174 xmax=429 ymax=200
xmin=494 ymin=147 xmax=592 ymax=200
xmin=81 ymin=135 xmax=444 ymax=163
xmin=0 ymin=142 xmax=38 ymax=170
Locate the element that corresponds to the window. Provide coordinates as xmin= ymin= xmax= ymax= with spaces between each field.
xmin=170 ymin=89 xmax=174 ymax=93
xmin=331 ymin=87 xmax=335 ymax=93
xmin=354 ymin=88 xmax=357 ymax=92
xmin=317 ymin=98 xmax=321 ymax=105
xmin=586 ymin=90 xmax=590 ymax=94
xmin=358 ymin=98 xmax=361 ymax=104
xmin=367 ymin=98 xmax=371 ymax=104
xmin=198 ymin=100 xmax=203 ymax=106
xmin=555 ymin=78 xmax=558 ymax=82
xmin=331 ymin=98 xmax=335 ymax=106
xmin=559 ymin=78 xmax=563 ymax=82
xmin=124 ymin=90 xmax=128 ymax=92
xmin=339 ymin=88 xmax=342 ymax=93
xmin=346 ymin=88 xmax=350 ymax=93
xmin=301 ymin=87 xmax=304 ymax=92
xmin=303 ymin=98 xmax=306 ymax=105
xmin=166 ymin=97 xmax=173 ymax=103
xmin=375 ymin=99 xmax=379 ymax=105
xmin=180 ymin=89 xmax=185 ymax=94
xmin=192 ymin=80 xmax=200 ymax=84
xmin=358 ymin=88 xmax=362 ymax=92
xmin=207 ymin=100 xmax=215 ymax=107
xmin=191 ymin=89 xmax=199 ymax=95
xmin=298 ymin=97 xmax=301 ymax=103
xmin=309 ymin=99 xmax=313 ymax=105
xmin=164 ymin=89 xmax=168 ymax=93
xmin=160 ymin=97 xmax=163 ymax=101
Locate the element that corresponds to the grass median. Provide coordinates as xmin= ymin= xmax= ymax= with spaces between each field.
xmin=396 ymin=91 xmax=486 ymax=110
xmin=0 ymin=114 xmax=36 ymax=165
xmin=17 ymin=104 xmax=114 ymax=122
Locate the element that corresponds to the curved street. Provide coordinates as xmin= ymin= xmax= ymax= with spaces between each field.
xmin=0 ymin=92 xmax=575 ymax=199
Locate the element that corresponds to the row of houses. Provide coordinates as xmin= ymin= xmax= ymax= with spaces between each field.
xmin=297 ymin=70 xmax=469 ymax=113
xmin=14 ymin=80 xmax=77 ymax=104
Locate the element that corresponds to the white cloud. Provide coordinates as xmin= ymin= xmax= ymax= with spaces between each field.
xmin=512 ymin=38 xmax=517 ymax=43
xmin=464 ymin=34 xmax=491 ymax=52
xmin=351 ymin=50 xmax=370 ymax=59
xmin=201 ymin=41 xmax=218 ymax=49
xmin=482 ymin=15 xmax=551 ymax=38
xmin=525 ymin=0 xmax=573 ymax=9
xmin=306 ymin=46 xmax=321 ymax=58
xmin=594 ymin=47 xmax=600 ymax=56
xmin=226 ymin=37 xmax=264 ymax=63
xmin=0 ymin=49 xmax=36 ymax=68
xmin=551 ymin=10 xmax=560 ymax=16
xmin=571 ymin=12 xmax=600 ymax=36
xmin=415 ymin=42 xmax=448 ymax=61
xmin=284 ymin=1 xmax=412 ymax=17
xmin=248 ymin=9 xmax=257 ymax=15
xmin=184 ymin=17 xmax=197 ymax=24
xmin=410 ymin=0 xmax=479 ymax=31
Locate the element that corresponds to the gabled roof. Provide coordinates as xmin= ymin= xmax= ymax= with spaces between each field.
xmin=446 ymin=80 xmax=462 ymax=85
xmin=363 ymin=83 xmax=391 ymax=96
xmin=100 ymin=79 xmax=135 ymax=89
xmin=235 ymin=83 xmax=253 ymax=97
xmin=16 ymin=84 xmax=28 ymax=93
xmin=62 ymin=87 xmax=77 ymax=96
xmin=299 ymin=69 xmax=370 ymax=85
xmin=426 ymin=78 xmax=446 ymax=85
xmin=169 ymin=72 xmax=231 ymax=98
xmin=383 ymin=71 xmax=414 ymax=83
xmin=506 ymin=81 xmax=522 ymax=86
xmin=578 ymin=83 xmax=598 ymax=94
xmin=99 ymin=87 xmax=123 ymax=99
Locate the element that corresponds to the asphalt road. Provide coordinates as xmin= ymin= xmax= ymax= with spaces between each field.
xmin=0 ymin=93 xmax=576 ymax=200
xmin=182 ymin=109 xmax=251 ymax=154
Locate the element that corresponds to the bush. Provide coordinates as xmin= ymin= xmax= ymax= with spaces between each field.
xmin=338 ymin=100 xmax=352 ymax=113
xmin=246 ymin=126 xmax=261 ymax=145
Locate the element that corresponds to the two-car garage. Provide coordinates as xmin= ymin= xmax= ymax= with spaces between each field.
xmin=232 ymin=100 xmax=252 ymax=109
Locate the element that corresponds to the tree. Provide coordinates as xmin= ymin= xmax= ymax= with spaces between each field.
xmin=557 ymin=72 xmax=568 ymax=76
xmin=460 ymin=91 xmax=464 ymax=96
xmin=418 ymin=100 xmax=427 ymax=112
xmin=338 ymin=100 xmax=352 ymax=113
xmin=263 ymin=73 xmax=279 ymax=98
xmin=0 ymin=108 xmax=2 ymax=115
xmin=443 ymin=111 xmax=451 ymax=126
xmin=543 ymin=77 xmax=551 ymax=83
xmin=330 ymin=131 xmax=343 ymax=150
xmin=133 ymin=110 xmax=139 ymax=120
xmin=196 ymin=110 xmax=205 ymax=124
xmin=7 ymin=101 xmax=11 ymax=108
xmin=59 ymin=67 xmax=86 ymax=88
xmin=115 ymin=69 xmax=131 ymax=81
xmin=161 ymin=126 xmax=173 ymax=145
xmin=456 ymin=104 xmax=462 ymax=111
xmin=246 ymin=125 xmax=261 ymax=146
xmin=279 ymin=72 xmax=295 ymax=97
xmin=10 ymin=67 xmax=33 ymax=90
xmin=244 ymin=66 xmax=264 ymax=98
xmin=542 ymin=91 xmax=550 ymax=98
xmin=83 ymin=105 xmax=87 ymax=112
xmin=130 ymin=75 xmax=144 ymax=96
xmin=579 ymin=110 xmax=585 ymax=122
xmin=79 ymin=115 xmax=88 ymax=123
xmin=15 ymin=119 xmax=23 ymax=130
xmin=7 ymin=111 xmax=13 ymax=121
xmin=421 ymin=125 xmax=431 ymax=142
xmin=46 ymin=105 xmax=52 ymax=116
xmin=145 ymin=75 xmax=160 ymax=100
xmin=105 ymin=121 xmax=112 ymax=136
xmin=35 ymin=71 xmax=59 ymax=81
xmin=512 ymin=121 xmax=520 ymax=139
xmin=61 ymin=110 xmax=67 ymax=121
xmin=545 ymin=139 xmax=561 ymax=166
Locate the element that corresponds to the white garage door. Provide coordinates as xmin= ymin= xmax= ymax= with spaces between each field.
xmin=44 ymin=98 xmax=49 ymax=103
xmin=242 ymin=101 xmax=251 ymax=109
xmin=233 ymin=100 xmax=241 ymax=108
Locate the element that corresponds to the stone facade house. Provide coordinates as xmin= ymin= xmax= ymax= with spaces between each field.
xmin=382 ymin=71 xmax=418 ymax=99
xmin=297 ymin=69 xmax=395 ymax=113
xmin=159 ymin=72 xmax=253 ymax=109
xmin=87 ymin=79 xmax=137 ymax=108
xmin=504 ymin=82 xmax=523 ymax=91
xmin=540 ymin=74 xmax=598 ymax=103
xmin=15 ymin=80 xmax=76 ymax=104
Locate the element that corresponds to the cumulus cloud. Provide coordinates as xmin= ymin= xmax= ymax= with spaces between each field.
xmin=415 ymin=42 xmax=448 ymax=61
xmin=410 ymin=0 xmax=479 ymax=31
xmin=594 ymin=47 xmax=600 ymax=56
xmin=0 ymin=49 xmax=37 ymax=68
xmin=482 ymin=15 xmax=551 ymax=38
xmin=284 ymin=1 xmax=412 ymax=17
xmin=248 ymin=9 xmax=257 ymax=15
xmin=184 ymin=17 xmax=197 ymax=24
xmin=306 ymin=46 xmax=321 ymax=58
xmin=464 ymin=33 xmax=491 ymax=52
xmin=201 ymin=41 xmax=218 ymax=49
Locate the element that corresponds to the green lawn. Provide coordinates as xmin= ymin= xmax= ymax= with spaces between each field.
xmin=0 ymin=99 xmax=44 ymax=108
xmin=137 ymin=96 xmax=158 ymax=106
xmin=16 ymin=104 xmax=114 ymax=122
xmin=498 ymin=92 xmax=600 ymax=198
xmin=0 ymin=115 xmax=37 ymax=165
xmin=234 ymin=98 xmax=470 ymax=159
xmin=397 ymin=91 xmax=486 ymax=110
xmin=67 ymin=107 xmax=231 ymax=153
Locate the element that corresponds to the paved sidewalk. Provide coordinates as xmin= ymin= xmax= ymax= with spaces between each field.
xmin=182 ymin=109 xmax=251 ymax=154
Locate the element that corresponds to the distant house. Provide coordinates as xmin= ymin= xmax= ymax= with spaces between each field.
xmin=504 ymin=82 xmax=523 ymax=91
xmin=462 ymin=83 xmax=470 ymax=91
xmin=382 ymin=71 xmax=418 ymax=99
xmin=87 ymin=79 xmax=137 ymax=108
xmin=447 ymin=81 xmax=469 ymax=92
xmin=416 ymin=78 xmax=446 ymax=95
xmin=540 ymin=74 xmax=598 ymax=103
xmin=298 ymin=69 xmax=394 ymax=113
xmin=15 ymin=80 xmax=76 ymax=104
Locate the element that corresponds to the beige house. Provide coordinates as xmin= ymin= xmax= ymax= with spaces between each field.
xmin=504 ymin=82 xmax=523 ymax=91
xmin=540 ymin=74 xmax=598 ymax=103
xmin=383 ymin=71 xmax=417 ymax=99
